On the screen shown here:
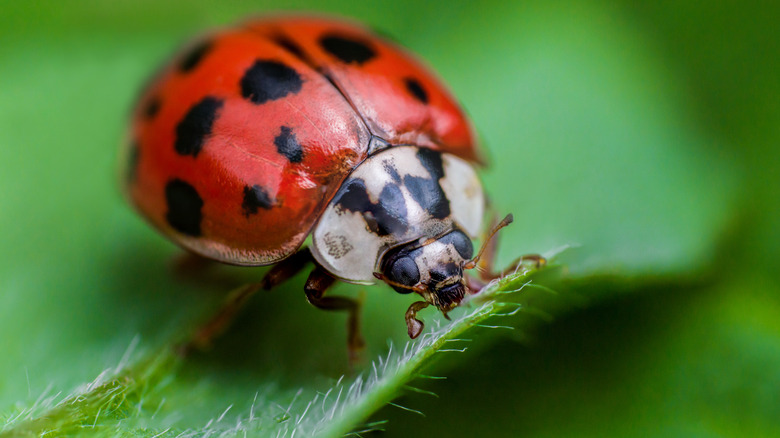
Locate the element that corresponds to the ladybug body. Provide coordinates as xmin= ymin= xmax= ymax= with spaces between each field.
xmin=125 ymin=15 xmax=489 ymax=341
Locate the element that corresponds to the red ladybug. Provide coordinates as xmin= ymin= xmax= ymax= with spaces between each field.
xmin=123 ymin=15 xmax=528 ymax=352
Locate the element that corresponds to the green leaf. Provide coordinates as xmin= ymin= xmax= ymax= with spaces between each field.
xmin=2 ymin=0 xmax=777 ymax=436
xmin=2 ymin=261 xmax=564 ymax=437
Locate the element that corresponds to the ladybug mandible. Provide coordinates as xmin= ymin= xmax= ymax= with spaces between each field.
xmin=123 ymin=15 xmax=527 ymax=353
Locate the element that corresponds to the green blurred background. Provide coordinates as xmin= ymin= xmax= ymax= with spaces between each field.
xmin=1 ymin=0 xmax=778 ymax=436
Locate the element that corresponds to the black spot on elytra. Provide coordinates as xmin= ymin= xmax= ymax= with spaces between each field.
xmin=404 ymin=77 xmax=428 ymax=104
xmin=241 ymin=60 xmax=303 ymax=104
xmin=274 ymin=126 xmax=303 ymax=163
xmin=144 ymin=96 xmax=161 ymax=119
xmin=242 ymin=185 xmax=274 ymax=216
xmin=270 ymin=34 xmax=306 ymax=61
xmin=319 ymin=34 xmax=376 ymax=64
xmin=125 ymin=141 xmax=140 ymax=184
xmin=175 ymin=96 xmax=224 ymax=157
xmin=334 ymin=179 xmax=408 ymax=236
xmin=165 ymin=179 xmax=203 ymax=236
xmin=179 ymin=40 xmax=213 ymax=72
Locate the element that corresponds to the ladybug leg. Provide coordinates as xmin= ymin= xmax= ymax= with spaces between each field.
xmin=179 ymin=281 xmax=264 ymax=355
xmin=260 ymin=247 xmax=314 ymax=290
xmin=304 ymin=266 xmax=366 ymax=364
xmin=489 ymin=254 xmax=546 ymax=280
xmin=405 ymin=301 xmax=430 ymax=339
xmin=465 ymin=254 xmax=545 ymax=296
xmin=171 ymin=252 xmax=234 ymax=289
xmin=179 ymin=248 xmax=314 ymax=355
xmin=473 ymin=248 xmax=547 ymax=283
xmin=468 ymin=214 xmax=546 ymax=283
xmin=173 ymin=251 xmax=217 ymax=274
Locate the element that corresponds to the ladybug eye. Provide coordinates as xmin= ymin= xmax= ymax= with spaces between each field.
xmin=439 ymin=230 xmax=473 ymax=259
xmin=387 ymin=256 xmax=420 ymax=292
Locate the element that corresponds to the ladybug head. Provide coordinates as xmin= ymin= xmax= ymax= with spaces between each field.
xmin=374 ymin=214 xmax=515 ymax=339
xmin=377 ymin=228 xmax=473 ymax=314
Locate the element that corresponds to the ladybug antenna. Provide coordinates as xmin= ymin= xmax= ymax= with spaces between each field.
xmin=373 ymin=272 xmax=427 ymax=293
xmin=463 ymin=213 xmax=513 ymax=270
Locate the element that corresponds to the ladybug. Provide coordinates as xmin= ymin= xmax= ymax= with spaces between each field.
xmin=123 ymin=15 xmax=531 ymax=353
